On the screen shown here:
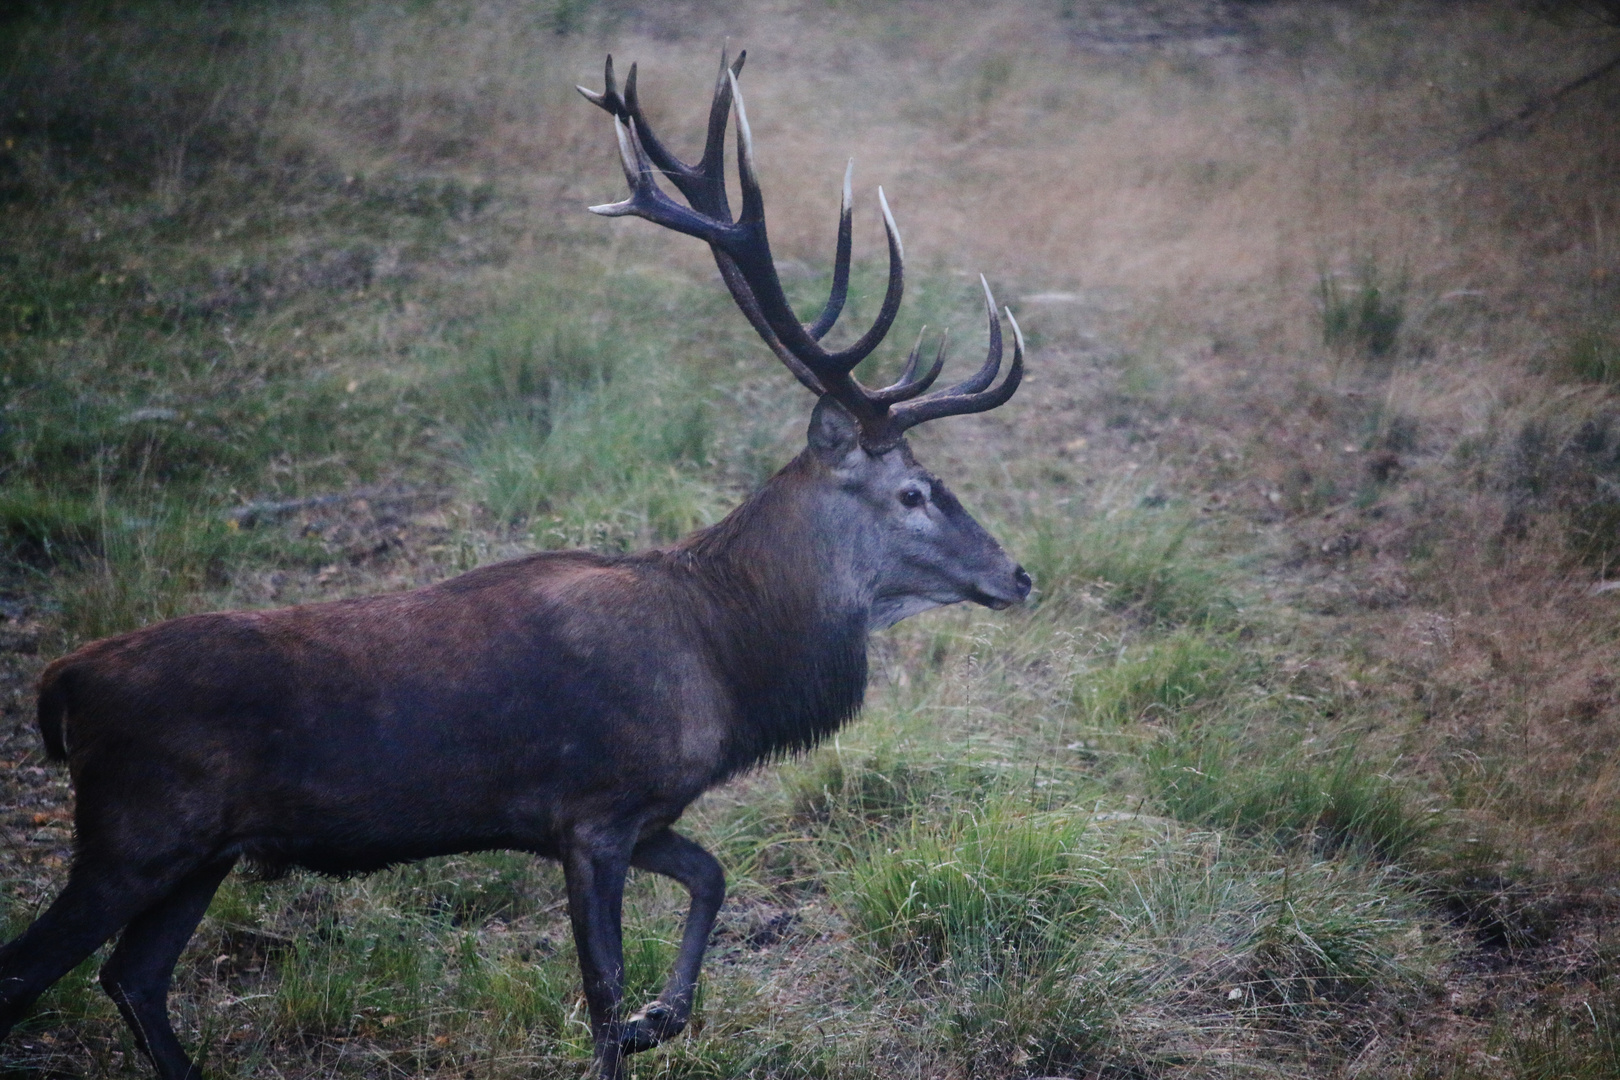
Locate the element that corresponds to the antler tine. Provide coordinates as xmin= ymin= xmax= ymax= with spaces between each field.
xmin=826 ymin=187 xmax=906 ymax=366
xmin=939 ymin=276 xmax=1005 ymax=397
xmin=589 ymin=117 xmax=734 ymax=245
xmin=574 ymin=54 xmax=622 ymax=113
xmin=584 ymin=70 xmax=844 ymax=399
xmin=730 ymin=68 xmax=764 ymax=229
xmin=581 ymin=51 xmax=855 ymax=353
xmin=723 ymin=71 xmax=905 ymax=378
xmin=580 ymin=53 xmax=742 ymax=218
xmin=889 ymin=289 xmax=1024 ymax=434
xmin=805 ymin=160 xmax=854 ymax=341
xmin=689 ymin=50 xmax=745 ymax=208
xmin=892 ymin=327 xmax=928 ymax=388
xmin=872 ymin=327 xmax=948 ymax=405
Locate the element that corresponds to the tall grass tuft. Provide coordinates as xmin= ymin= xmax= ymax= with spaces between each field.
xmin=1319 ymin=261 xmax=1405 ymax=359
xmin=1018 ymin=501 xmax=1233 ymax=625
xmin=1554 ymin=321 xmax=1620 ymax=385
xmin=941 ymin=947 xmax=1113 ymax=1078
xmin=1075 ymin=630 xmax=1255 ymax=727
xmin=1242 ymin=862 xmax=1431 ymax=1015
xmin=52 ymin=490 xmax=257 ymax=644
xmin=1460 ymin=993 xmax=1620 ymax=1080
xmin=784 ymin=743 xmax=999 ymax=828
xmin=845 ymin=799 xmax=1111 ymax=967
xmin=1149 ymin=734 xmax=1433 ymax=861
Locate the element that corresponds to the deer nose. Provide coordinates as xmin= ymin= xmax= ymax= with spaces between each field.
xmin=1013 ymin=565 xmax=1032 ymax=600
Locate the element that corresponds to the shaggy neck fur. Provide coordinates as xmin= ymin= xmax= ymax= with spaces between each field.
xmin=672 ymin=451 xmax=872 ymax=777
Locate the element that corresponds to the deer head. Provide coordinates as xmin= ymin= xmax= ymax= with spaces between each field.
xmin=581 ymin=51 xmax=1031 ymax=626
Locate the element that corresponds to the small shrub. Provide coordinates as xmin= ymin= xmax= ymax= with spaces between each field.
xmin=1553 ymin=323 xmax=1620 ymax=385
xmin=1319 ymin=262 xmax=1405 ymax=359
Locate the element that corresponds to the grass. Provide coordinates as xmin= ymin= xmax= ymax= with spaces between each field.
xmin=843 ymin=798 xmax=1112 ymax=967
xmin=1318 ymin=261 xmax=1406 ymax=361
xmin=2 ymin=0 xmax=1619 ymax=1077
xmin=1018 ymin=499 xmax=1236 ymax=626
xmin=1554 ymin=322 xmax=1620 ymax=386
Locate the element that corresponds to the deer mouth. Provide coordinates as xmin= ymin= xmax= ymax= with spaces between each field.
xmin=968 ymin=565 xmax=1032 ymax=609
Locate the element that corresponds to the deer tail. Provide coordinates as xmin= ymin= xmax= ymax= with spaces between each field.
xmin=35 ymin=660 xmax=73 ymax=762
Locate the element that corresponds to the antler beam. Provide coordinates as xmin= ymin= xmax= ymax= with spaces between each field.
xmin=580 ymin=53 xmax=1022 ymax=449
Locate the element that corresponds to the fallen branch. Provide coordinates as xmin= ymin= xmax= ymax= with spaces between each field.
xmin=226 ymin=487 xmax=416 ymax=528
xmin=1457 ymin=50 xmax=1620 ymax=150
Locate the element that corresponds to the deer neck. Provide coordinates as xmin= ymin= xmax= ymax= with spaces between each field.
xmin=674 ymin=453 xmax=877 ymax=771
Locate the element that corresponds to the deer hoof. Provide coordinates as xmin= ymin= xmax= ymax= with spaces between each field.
xmin=618 ymin=1001 xmax=685 ymax=1053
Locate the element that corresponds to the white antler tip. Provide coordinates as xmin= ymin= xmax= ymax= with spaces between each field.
xmin=1005 ymin=307 xmax=1024 ymax=349
xmin=728 ymin=70 xmax=757 ymax=169
xmin=877 ymin=187 xmax=904 ymax=258
xmin=842 ymin=159 xmax=854 ymax=210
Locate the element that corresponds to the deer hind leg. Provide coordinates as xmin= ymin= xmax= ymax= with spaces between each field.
xmin=619 ymin=828 xmax=725 ymax=1054
xmin=561 ymin=832 xmax=635 ymax=1080
xmin=0 ymin=852 xmax=201 ymax=1042
xmin=99 ymin=856 xmax=235 ymax=1080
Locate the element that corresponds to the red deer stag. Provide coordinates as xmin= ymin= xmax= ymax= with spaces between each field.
xmin=0 ymin=51 xmax=1027 ymax=1080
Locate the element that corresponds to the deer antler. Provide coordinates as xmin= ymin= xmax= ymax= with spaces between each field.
xmin=580 ymin=53 xmax=1022 ymax=450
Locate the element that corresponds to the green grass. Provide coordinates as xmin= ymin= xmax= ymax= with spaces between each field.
xmin=1318 ymin=261 xmax=1406 ymax=360
xmin=469 ymin=364 xmax=722 ymax=550
xmin=1017 ymin=500 xmax=1236 ymax=626
xmin=1149 ymin=733 xmax=1434 ymax=860
xmin=843 ymin=798 xmax=1112 ymax=967
xmin=1554 ymin=322 xmax=1620 ymax=386
xmin=1075 ymin=629 xmax=1255 ymax=726
xmin=1465 ymin=997 xmax=1620 ymax=1080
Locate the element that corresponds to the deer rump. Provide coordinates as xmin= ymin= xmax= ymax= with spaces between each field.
xmin=1 ymin=48 xmax=1028 ymax=1080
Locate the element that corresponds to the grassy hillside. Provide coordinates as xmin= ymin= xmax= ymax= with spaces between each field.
xmin=2 ymin=1 xmax=1618 ymax=1076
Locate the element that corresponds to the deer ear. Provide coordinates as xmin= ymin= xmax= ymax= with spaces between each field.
xmin=807 ymin=396 xmax=861 ymax=465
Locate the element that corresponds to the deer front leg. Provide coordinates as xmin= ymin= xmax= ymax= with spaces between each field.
xmin=617 ymin=828 xmax=725 ymax=1053
xmin=562 ymin=834 xmax=634 ymax=1080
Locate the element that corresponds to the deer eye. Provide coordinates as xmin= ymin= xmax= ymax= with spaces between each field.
xmin=898 ymin=487 xmax=927 ymax=509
